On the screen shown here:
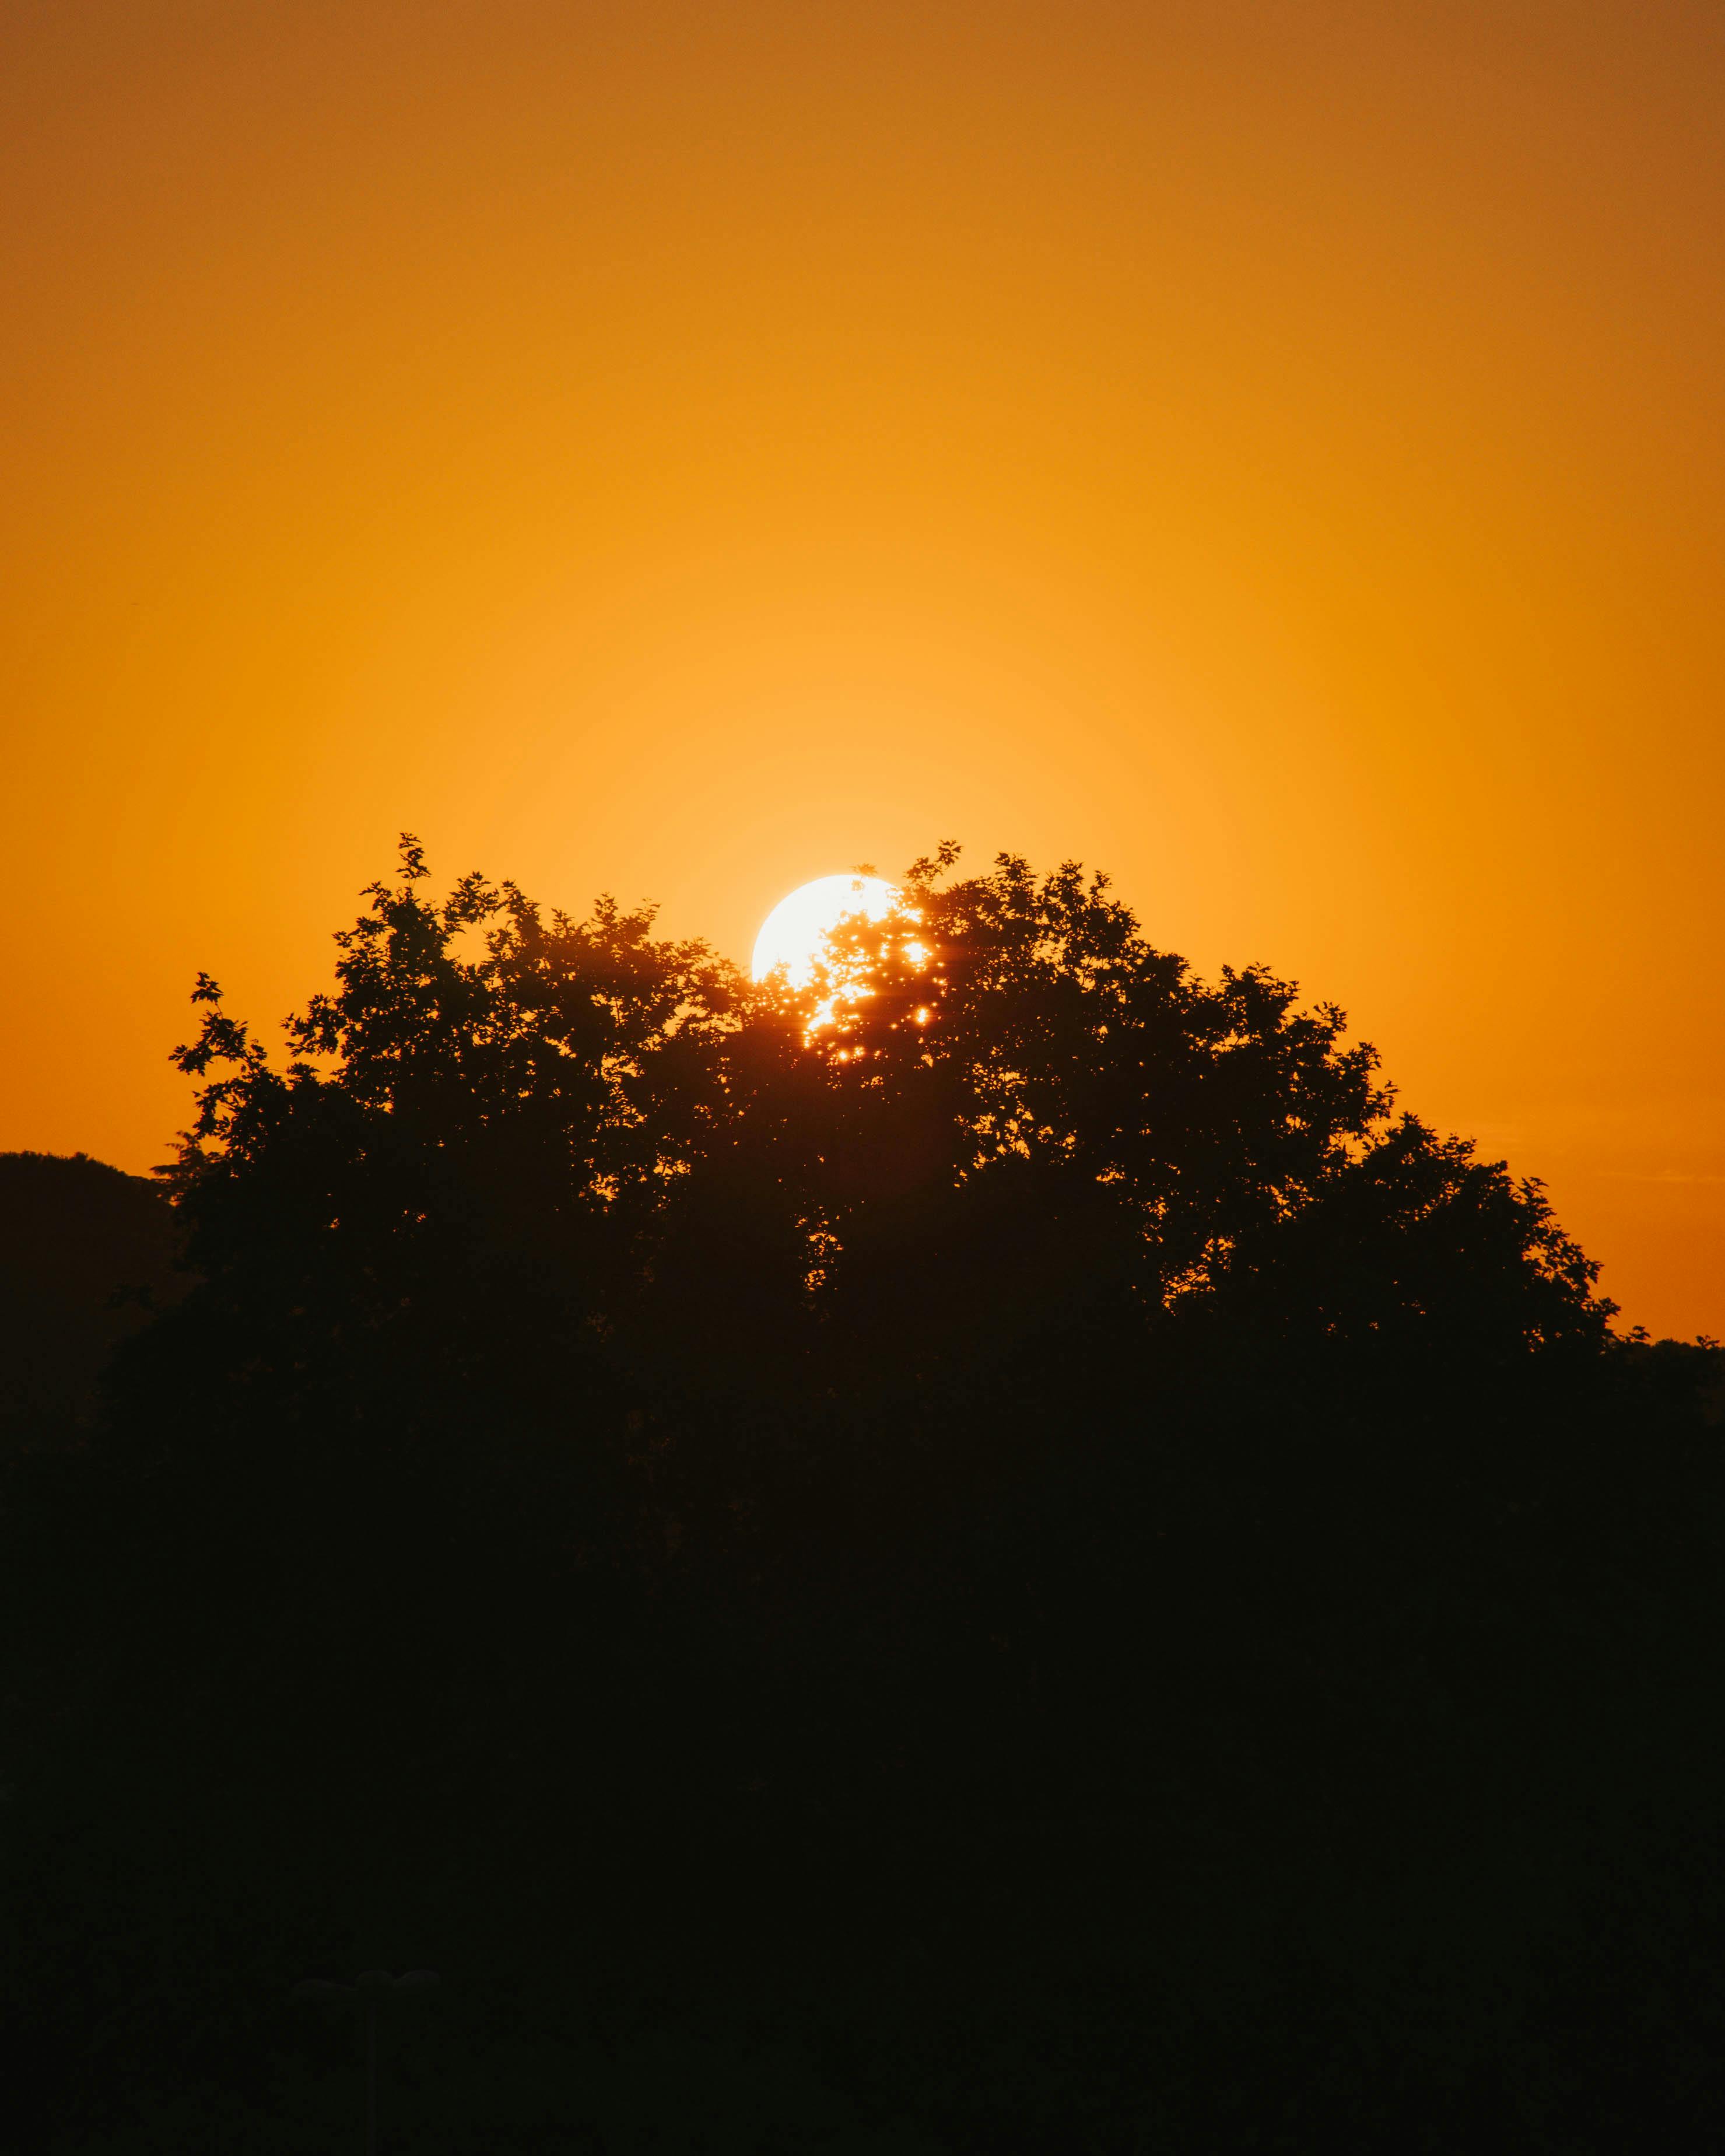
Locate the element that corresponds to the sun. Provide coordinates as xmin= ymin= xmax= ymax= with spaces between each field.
xmin=751 ymin=873 xmax=902 ymax=990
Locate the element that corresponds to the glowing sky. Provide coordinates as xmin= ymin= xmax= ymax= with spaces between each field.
xmin=2 ymin=2 xmax=1721 ymax=1335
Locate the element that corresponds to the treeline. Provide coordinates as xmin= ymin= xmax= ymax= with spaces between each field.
xmin=4 ymin=840 xmax=1722 ymax=2153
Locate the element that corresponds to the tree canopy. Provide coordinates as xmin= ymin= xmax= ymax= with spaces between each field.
xmin=5 ymin=839 xmax=1719 ymax=2155
xmin=161 ymin=836 xmax=1611 ymax=1412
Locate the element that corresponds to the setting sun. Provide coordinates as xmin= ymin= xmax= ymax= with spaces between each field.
xmin=750 ymin=873 xmax=903 ymax=988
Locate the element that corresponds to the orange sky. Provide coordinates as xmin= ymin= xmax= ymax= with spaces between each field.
xmin=2 ymin=1 xmax=1722 ymax=1337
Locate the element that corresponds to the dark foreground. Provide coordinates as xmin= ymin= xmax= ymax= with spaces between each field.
xmin=5 ymin=853 xmax=1724 ymax=2151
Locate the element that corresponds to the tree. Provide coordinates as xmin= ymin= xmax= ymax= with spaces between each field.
xmin=15 ymin=835 xmax=1716 ymax=2156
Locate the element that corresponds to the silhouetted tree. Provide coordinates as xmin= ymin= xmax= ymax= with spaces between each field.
xmin=5 ymin=836 xmax=1721 ymax=2156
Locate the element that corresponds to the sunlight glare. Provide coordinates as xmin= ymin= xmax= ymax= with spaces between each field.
xmin=751 ymin=874 xmax=903 ymax=989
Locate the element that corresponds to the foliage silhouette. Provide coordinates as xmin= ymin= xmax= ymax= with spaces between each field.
xmin=3 ymin=838 xmax=1721 ymax=2154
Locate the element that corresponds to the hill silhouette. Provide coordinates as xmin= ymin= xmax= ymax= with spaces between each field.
xmin=0 ymin=1150 xmax=183 ymax=1460
xmin=4 ymin=840 xmax=1722 ymax=2153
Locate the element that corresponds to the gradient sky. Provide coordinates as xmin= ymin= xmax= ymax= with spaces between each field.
xmin=3 ymin=1 xmax=1722 ymax=1336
